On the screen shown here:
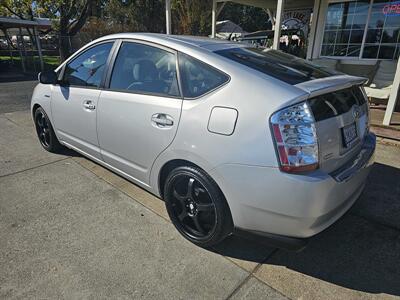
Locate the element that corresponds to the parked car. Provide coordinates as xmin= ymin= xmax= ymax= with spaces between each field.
xmin=31 ymin=33 xmax=375 ymax=250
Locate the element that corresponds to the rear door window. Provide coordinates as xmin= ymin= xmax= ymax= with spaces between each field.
xmin=178 ymin=53 xmax=229 ymax=98
xmin=215 ymin=47 xmax=335 ymax=85
xmin=109 ymin=42 xmax=180 ymax=97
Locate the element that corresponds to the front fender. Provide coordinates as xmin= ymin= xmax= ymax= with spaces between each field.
xmin=31 ymin=83 xmax=53 ymax=122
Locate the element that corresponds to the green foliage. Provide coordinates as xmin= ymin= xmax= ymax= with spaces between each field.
xmin=38 ymin=0 xmax=94 ymax=60
xmin=103 ymin=0 xmax=165 ymax=33
xmin=1 ymin=0 xmax=272 ymax=37
xmin=101 ymin=0 xmax=217 ymax=36
xmin=0 ymin=0 xmax=273 ymax=60
xmin=0 ymin=0 xmax=37 ymax=20
xmin=171 ymin=0 xmax=212 ymax=35
xmin=219 ymin=2 xmax=271 ymax=32
xmin=0 ymin=55 xmax=60 ymax=71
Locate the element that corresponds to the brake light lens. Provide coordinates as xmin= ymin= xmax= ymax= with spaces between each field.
xmin=270 ymin=102 xmax=319 ymax=173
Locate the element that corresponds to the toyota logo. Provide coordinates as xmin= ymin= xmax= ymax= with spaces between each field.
xmin=353 ymin=106 xmax=361 ymax=119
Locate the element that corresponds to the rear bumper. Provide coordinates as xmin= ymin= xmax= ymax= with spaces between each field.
xmin=233 ymin=227 xmax=308 ymax=251
xmin=330 ymin=133 xmax=375 ymax=182
xmin=210 ymin=133 xmax=376 ymax=240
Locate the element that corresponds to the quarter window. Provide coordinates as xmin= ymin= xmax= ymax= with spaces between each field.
xmin=109 ymin=42 xmax=180 ymax=97
xmin=178 ymin=53 xmax=229 ymax=98
xmin=62 ymin=42 xmax=113 ymax=87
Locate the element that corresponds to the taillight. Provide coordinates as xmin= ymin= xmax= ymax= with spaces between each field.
xmin=270 ymin=102 xmax=319 ymax=173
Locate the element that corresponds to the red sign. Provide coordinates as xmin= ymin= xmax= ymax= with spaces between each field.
xmin=382 ymin=2 xmax=400 ymax=16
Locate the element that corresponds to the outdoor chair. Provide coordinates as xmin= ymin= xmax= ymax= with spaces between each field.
xmin=364 ymin=60 xmax=397 ymax=105
xmin=337 ymin=61 xmax=378 ymax=85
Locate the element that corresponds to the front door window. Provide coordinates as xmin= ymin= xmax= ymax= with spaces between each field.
xmin=63 ymin=42 xmax=113 ymax=87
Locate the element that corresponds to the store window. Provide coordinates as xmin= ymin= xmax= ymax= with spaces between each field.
xmin=363 ymin=0 xmax=400 ymax=58
xmin=321 ymin=0 xmax=400 ymax=59
xmin=321 ymin=0 xmax=369 ymax=57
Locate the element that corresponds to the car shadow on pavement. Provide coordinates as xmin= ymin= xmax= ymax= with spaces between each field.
xmin=58 ymin=147 xmax=82 ymax=158
xmin=211 ymin=162 xmax=400 ymax=296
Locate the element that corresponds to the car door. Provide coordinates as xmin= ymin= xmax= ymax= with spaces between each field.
xmin=51 ymin=41 xmax=114 ymax=160
xmin=97 ymin=41 xmax=182 ymax=185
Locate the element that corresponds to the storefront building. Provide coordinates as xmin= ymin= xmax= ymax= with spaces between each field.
xmin=164 ymin=0 xmax=399 ymax=125
xmin=307 ymin=0 xmax=400 ymax=128
xmin=310 ymin=0 xmax=400 ymax=61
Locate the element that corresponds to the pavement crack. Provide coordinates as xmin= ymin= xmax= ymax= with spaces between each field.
xmin=224 ymin=271 xmax=253 ymax=300
xmin=4 ymin=115 xmax=22 ymax=127
xmin=224 ymin=248 xmax=279 ymax=300
xmin=253 ymin=275 xmax=293 ymax=300
xmin=0 ymin=157 xmax=70 ymax=179
xmin=256 ymin=249 xmax=277 ymax=268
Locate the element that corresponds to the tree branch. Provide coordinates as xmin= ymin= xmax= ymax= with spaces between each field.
xmin=68 ymin=0 xmax=92 ymax=36
xmin=0 ymin=27 xmax=17 ymax=49
xmin=66 ymin=0 xmax=78 ymax=19
xmin=3 ymin=3 xmax=26 ymax=19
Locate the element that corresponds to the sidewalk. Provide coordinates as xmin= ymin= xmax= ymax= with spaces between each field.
xmin=1 ymin=109 xmax=400 ymax=299
xmin=370 ymin=107 xmax=400 ymax=141
xmin=0 ymin=80 xmax=37 ymax=113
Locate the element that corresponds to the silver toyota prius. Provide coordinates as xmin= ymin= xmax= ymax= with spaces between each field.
xmin=31 ymin=33 xmax=375 ymax=250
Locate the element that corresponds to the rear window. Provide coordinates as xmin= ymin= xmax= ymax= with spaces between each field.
xmin=215 ymin=47 xmax=335 ymax=85
xmin=308 ymin=86 xmax=366 ymax=121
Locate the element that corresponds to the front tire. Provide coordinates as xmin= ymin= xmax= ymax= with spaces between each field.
xmin=164 ymin=166 xmax=233 ymax=247
xmin=34 ymin=107 xmax=63 ymax=153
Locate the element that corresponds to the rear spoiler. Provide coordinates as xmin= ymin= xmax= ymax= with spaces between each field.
xmin=295 ymin=75 xmax=368 ymax=98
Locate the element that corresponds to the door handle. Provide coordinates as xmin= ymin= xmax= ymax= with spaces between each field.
xmin=151 ymin=113 xmax=174 ymax=127
xmin=83 ymin=100 xmax=95 ymax=110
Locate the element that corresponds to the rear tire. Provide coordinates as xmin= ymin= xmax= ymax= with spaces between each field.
xmin=164 ymin=166 xmax=233 ymax=247
xmin=34 ymin=107 xmax=63 ymax=153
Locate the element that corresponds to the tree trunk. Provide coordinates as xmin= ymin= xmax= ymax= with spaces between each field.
xmin=59 ymin=33 xmax=71 ymax=62
xmin=57 ymin=0 xmax=92 ymax=61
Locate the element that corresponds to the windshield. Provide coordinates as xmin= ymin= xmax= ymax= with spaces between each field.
xmin=214 ymin=47 xmax=337 ymax=85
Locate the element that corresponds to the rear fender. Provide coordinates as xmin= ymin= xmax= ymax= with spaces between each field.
xmin=149 ymin=148 xmax=217 ymax=197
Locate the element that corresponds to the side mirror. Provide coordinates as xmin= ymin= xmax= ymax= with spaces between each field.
xmin=38 ymin=70 xmax=58 ymax=84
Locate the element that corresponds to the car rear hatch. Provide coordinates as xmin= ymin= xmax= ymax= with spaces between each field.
xmin=295 ymin=75 xmax=370 ymax=173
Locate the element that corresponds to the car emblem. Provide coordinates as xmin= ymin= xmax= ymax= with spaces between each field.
xmin=353 ymin=106 xmax=361 ymax=120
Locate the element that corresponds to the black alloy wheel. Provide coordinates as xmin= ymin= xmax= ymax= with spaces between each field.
xmin=34 ymin=107 xmax=62 ymax=153
xmin=164 ymin=166 xmax=233 ymax=247
xmin=35 ymin=109 xmax=51 ymax=147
